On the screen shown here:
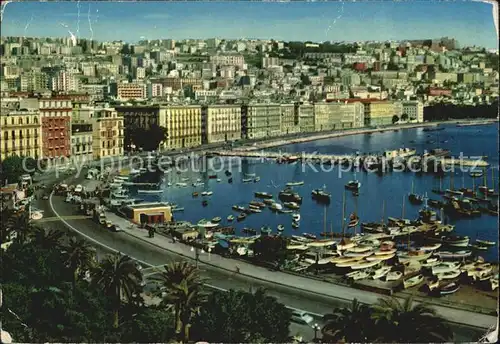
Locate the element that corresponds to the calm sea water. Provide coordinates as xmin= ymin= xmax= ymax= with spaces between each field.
xmin=133 ymin=123 xmax=499 ymax=261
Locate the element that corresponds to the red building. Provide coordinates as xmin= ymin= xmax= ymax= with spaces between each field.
xmin=353 ymin=62 xmax=367 ymax=72
xmin=428 ymin=88 xmax=452 ymax=97
xmin=39 ymin=97 xmax=72 ymax=159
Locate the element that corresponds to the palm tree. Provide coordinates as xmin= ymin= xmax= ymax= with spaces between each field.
xmin=370 ymin=296 xmax=454 ymax=342
xmin=7 ymin=212 xmax=34 ymax=244
xmin=153 ymin=261 xmax=207 ymax=343
xmin=321 ymin=298 xmax=375 ymax=343
xmin=29 ymin=227 xmax=65 ymax=250
xmin=63 ymin=237 xmax=96 ymax=291
xmin=91 ymin=253 xmax=143 ymax=328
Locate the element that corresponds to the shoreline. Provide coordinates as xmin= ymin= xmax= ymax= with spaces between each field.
xmin=234 ymin=119 xmax=498 ymax=152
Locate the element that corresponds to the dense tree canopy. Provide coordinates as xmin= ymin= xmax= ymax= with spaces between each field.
xmin=124 ymin=124 xmax=168 ymax=151
xmin=0 ymin=155 xmax=38 ymax=186
xmin=424 ymin=102 xmax=498 ymax=121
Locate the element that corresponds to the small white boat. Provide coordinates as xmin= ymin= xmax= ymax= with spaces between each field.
xmin=426 ymin=277 xmax=440 ymax=291
xmin=137 ymin=189 xmax=163 ymax=194
xmin=344 ymin=251 xmax=374 ymax=258
xmin=167 ymin=182 xmax=172 ymax=187
xmin=435 ymin=270 xmax=461 ymax=280
xmin=398 ymin=250 xmax=432 ymax=263
xmin=348 ymin=245 xmax=373 ymax=253
xmin=403 ymin=274 xmax=424 ymax=288
xmin=366 ymin=253 xmax=395 ymax=261
xmin=286 ymin=181 xmax=304 ymax=187
xmin=419 ymin=243 xmax=442 ymax=251
xmin=217 ymin=178 xmax=221 ymax=182
xmin=292 ymin=213 xmax=301 ymax=222
xmin=197 ymin=219 xmax=219 ymax=228
xmin=330 ymin=256 xmax=361 ymax=264
xmin=372 ymin=266 xmax=392 ymax=279
xmin=346 ymin=270 xmax=370 ymax=280
xmin=386 ymin=271 xmax=403 ymax=281
xmin=432 ymin=262 xmax=461 ymax=275
xmin=351 ymin=260 xmax=379 ymax=270
xmin=227 ymin=215 xmax=235 ymax=222
xmin=236 ymin=246 xmax=247 ymax=256
xmin=201 ymin=191 xmax=213 ymax=196
xmin=270 ymin=203 xmax=283 ymax=211
xmin=422 ymin=258 xmax=441 ymax=268
xmin=175 ymin=182 xmax=187 ymax=187
xmin=490 ymin=278 xmax=499 ymax=291
xmin=31 ymin=211 xmax=43 ymax=220
xmin=277 ymin=224 xmax=285 ymax=231
xmin=374 ymin=248 xmax=397 ymax=255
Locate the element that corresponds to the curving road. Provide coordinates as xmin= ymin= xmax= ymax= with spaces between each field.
xmin=33 ymin=169 xmax=494 ymax=341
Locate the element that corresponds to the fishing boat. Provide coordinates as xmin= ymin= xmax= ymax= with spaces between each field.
xmin=346 ymin=271 xmax=370 ymax=281
xmin=386 ymin=271 xmax=403 ymax=281
xmin=403 ymin=274 xmax=424 ymax=288
xmin=202 ymin=200 xmax=208 ymax=207
xmin=419 ymin=243 xmax=442 ymax=251
xmin=254 ymin=177 xmax=261 ymax=182
xmin=345 ymin=179 xmax=361 ymax=191
xmin=292 ymin=213 xmax=301 ymax=222
xmin=227 ymin=215 xmax=234 ymax=222
xmin=372 ymin=266 xmax=392 ymax=279
xmin=366 ymin=253 xmax=396 ymax=261
xmin=277 ymin=224 xmax=285 ymax=232
xmin=476 ymin=239 xmax=495 ymax=246
xmin=471 ymin=243 xmax=489 ymax=251
xmin=421 ymin=258 xmax=441 ymax=268
xmin=232 ymin=205 xmax=245 ymax=212
xmin=423 ymin=233 xmax=470 ymax=247
xmin=344 ymin=251 xmax=374 ymax=258
xmin=374 ymin=248 xmax=397 ymax=255
xmin=237 ymin=213 xmax=246 ymax=221
xmin=255 ymin=191 xmax=273 ymax=199
xmin=211 ymin=217 xmax=222 ymax=223
xmin=432 ymin=262 xmax=461 ymax=275
xmin=351 ymin=260 xmax=379 ymax=270
xmin=197 ymin=219 xmax=219 ymax=228
xmin=242 ymin=227 xmax=257 ymax=235
xmin=270 ymin=203 xmax=283 ymax=211
xmin=408 ymin=179 xmax=424 ymax=205
xmin=138 ymin=189 xmax=163 ymax=194
xmin=261 ymin=226 xmax=272 ymax=234
xmin=426 ymin=277 xmax=440 ymax=292
xmin=292 ymin=221 xmax=300 ymax=229
xmin=280 ymin=209 xmax=293 ymax=214
xmin=249 ymin=201 xmax=265 ymax=208
xmin=398 ymin=250 xmax=432 ymax=262
xmin=278 ymin=189 xmax=303 ymax=203
xmin=303 ymin=233 xmax=317 ymax=240
xmin=438 ymin=282 xmax=460 ymax=295
xmin=242 ymin=178 xmax=253 ymax=183
xmin=249 ymin=207 xmax=262 ymax=213
xmin=435 ymin=250 xmax=472 ymax=259
xmin=435 ymin=270 xmax=461 ymax=280
xmin=201 ymin=191 xmax=213 ymax=196
xmin=286 ymin=181 xmax=304 ymax=187
xmin=263 ymin=198 xmax=275 ymax=205
xmin=284 ymin=202 xmax=301 ymax=210
xmin=311 ymin=188 xmax=331 ymax=203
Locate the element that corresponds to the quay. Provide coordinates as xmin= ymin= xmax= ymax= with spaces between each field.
xmin=211 ymin=149 xmax=489 ymax=168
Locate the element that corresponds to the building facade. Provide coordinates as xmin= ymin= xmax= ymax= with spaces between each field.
xmin=363 ymin=101 xmax=403 ymax=126
xmin=280 ymin=104 xmax=300 ymax=135
xmin=117 ymin=83 xmax=146 ymax=100
xmin=298 ymin=104 xmax=315 ymax=133
xmin=71 ymin=123 xmax=93 ymax=162
xmin=163 ymin=106 xmax=202 ymax=149
xmin=241 ymin=104 xmax=281 ymax=139
xmin=313 ymin=103 xmax=335 ymax=132
xmin=0 ymin=109 xmax=42 ymax=161
xmin=329 ymin=102 xmax=365 ymax=129
xmin=39 ymin=97 xmax=72 ymax=159
xmin=401 ymin=101 xmax=424 ymax=123
xmin=91 ymin=108 xmax=124 ymax=159
xmin=202 ymin=105 xmax=241 ymax=144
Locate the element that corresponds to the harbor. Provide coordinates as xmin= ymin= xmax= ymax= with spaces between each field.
xmin=56 ymin=122 xmax=499 ymax=313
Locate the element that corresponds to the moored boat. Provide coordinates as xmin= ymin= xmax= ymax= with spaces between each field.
xmin=351 ymin=260 xmax=379 ymax=270
xmin=232 ymin=205 xmax=245 ymax=212
xmin=435 ymin=270 xmax=461 ymax=280
xmin=237 ymin=213 xmax=247 ymax=221
xmin=403 ymin=274 xmax=424 ymax=288
xmin=372 ymin=266 xmax=392 ymax=279
xmin=303 ymin=233 xmax=317 ymax=240
xmin=386 ymin=271 xmax=403 ymax=281
xmin=435 ymin=250 xmax=472 ymax=259
xmin=439 ymin=282 xmax=460 ymax=295
xmin=476 ymin=239 xmax=495 ymax=246
xmin=261 ymin=226 xmax=272 ymax=234
xmin=197 ymin=219 xmax=219 ymax=228
xmin=255 ymin=191 xmax=273 ymax=199
xmin=286 ymin=181 xmax=304 ymax=187
xmin=211 ymin=216 xmax=222 ymax=223
xmin=138 ymin=189 xmax=163 ymax=194
xmin=284 ymin=201 xmax=301 ymax=210
xmin=311 ymin=189 xmax=331 ymax=203
xmin=277 ymin=224 xmax=285 ymax=232
xmin=227 ymin=215 xmax=235 ymax=222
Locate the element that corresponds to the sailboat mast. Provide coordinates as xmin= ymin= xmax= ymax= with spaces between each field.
xmin=381 ymin=200 xmax=385 ymax=225
xmin=402 ymin=194 xmax=405 ymax=219
xmin=341 ymin=191 xmax=346 ymax=238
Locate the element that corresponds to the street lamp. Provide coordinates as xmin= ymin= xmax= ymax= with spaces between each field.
xmin=312 ymin=323 xmax=320 ymax=342
xmin=191 ymin=246 xmax=204 ymax=267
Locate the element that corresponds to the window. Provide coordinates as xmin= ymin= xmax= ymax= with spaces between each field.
xmin=11 ymin=118 xmax=14 ymax=125
xmin=19 ymin=118 xmax=23 ymax=125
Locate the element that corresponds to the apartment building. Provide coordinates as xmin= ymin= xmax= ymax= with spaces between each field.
xmin=163 ymin=106 xmax=202 ymax=149
xmin=91 ymin=108 xmax=124 ymax=159
xmin=313 ymin=103 xmax=335 ymax=132
xmin=363 ymin=101 xmax=403 ymax=126
xmin=117 ymin=83 xmax=146 ymax=100
xmin=50 ymin=71 xmax=80 ymax=92
xmin=71 ymin=123 xmax=93 ymax=162
xmin=202 ymin=105 xmax=241 ymax=144
xmin=401 ymin=101 xmax=424 ymax=123
xmin=298 ymin=104 xmax=315 ymax=133
xmin=241 ymin=104 xmax=281 ymax=139
xmin=38 ymin=97 xmax=72 ymax=159
xmin=329 ymin=102 xmax=365 ymax=129
xmin=209 ymin=55 xmax=245 ymax=68
xmin=0 ymin=109 xmax=42 ymax=161
xmin=280 ymin=104 xmax=300 ymax=135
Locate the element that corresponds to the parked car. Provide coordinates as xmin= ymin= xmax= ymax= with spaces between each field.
xmin=110 ymin=224 xmax=122 ymax=232
xmin=291 ymin=310 xmax=314 ymax=325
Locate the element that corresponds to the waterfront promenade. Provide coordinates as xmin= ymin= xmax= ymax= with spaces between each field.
xmin=98 ymin=210 xmax=496 ymax=329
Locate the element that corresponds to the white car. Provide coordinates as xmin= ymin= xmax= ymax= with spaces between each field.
xmin=291 ymin=310 xmax=314 ymax=325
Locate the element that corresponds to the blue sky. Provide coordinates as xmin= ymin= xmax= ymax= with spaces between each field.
xmin=1 ymin=1 xmax=497 ymax=49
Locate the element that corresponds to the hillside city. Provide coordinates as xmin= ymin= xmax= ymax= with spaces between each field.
xmin=0 ymin=36 xmax=498 ymax=162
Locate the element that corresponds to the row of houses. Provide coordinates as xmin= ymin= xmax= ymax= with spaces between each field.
xmin=1 ymin=96 xmax=423 ymax=162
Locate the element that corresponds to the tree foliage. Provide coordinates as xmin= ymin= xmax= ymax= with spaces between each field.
xmin=0 ymin=155 xmax=37 ymax=186
xmin=392 ymin=115 xmax=400 ymax=124
xmin=192 ymin=288 xmax=292 ymax=343
xmin=251 ymin=235 xmax=288 ymax=268
xmin=322 ymin=296 xmax=454 ymax=343
xmin=125 ymin=124 xmax=168 ymax=151
xmin=424 ymin=102 xmax=498 ymax=121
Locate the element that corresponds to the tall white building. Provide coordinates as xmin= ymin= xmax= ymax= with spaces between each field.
xmin=50 ymin=71 xmax=79 ymax=92
xmin=401 ymin=101 xmax=424 ymax=123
